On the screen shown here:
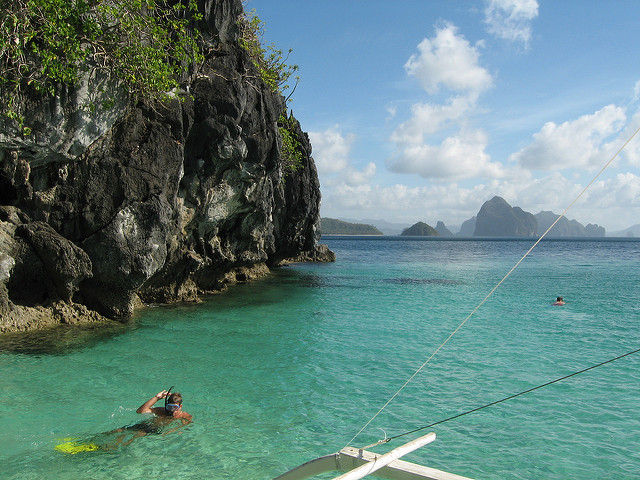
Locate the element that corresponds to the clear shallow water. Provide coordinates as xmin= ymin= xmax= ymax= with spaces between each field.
xmin=1 ymin=237 xmax=640 ymax=479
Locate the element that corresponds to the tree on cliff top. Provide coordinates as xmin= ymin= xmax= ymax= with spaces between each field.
xmin=237 ymin=6 xmax=299 ymax=98
xmin=236 ymin=5 xmax=303 ymax=175
xmin=0 ymin=0 xmax=203 ymax=131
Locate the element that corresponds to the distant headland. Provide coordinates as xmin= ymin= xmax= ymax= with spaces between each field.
xmin=320 ymin=218 xmax=383 ymax=235
xmin=323 ymin=196 xmax=618 ymax=237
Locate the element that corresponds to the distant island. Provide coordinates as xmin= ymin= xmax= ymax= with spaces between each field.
xmin=320 ymin=218 xmax=383 ymax=235
xmin=401 ymin=222 xmax=439 ymax=236
xmin=458 ymin=217 xmax=476 ymax=236
xmin=474 ymin=196 xmax=537 ymax=237
xmin=435 ymin=221 xmax=453 ymax=237
xmin=609 ymin=223 xmax=640 ymax=237
xmin=471 ymin=196 xmax=605 ymax=237
xmin=324 ymin=195 xmax=612 ymax=238
xmin=535 ymin=210 xmax=605 ymax=237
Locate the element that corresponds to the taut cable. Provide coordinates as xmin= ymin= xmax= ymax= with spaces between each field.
xmin=345 ymin=124 xmax=640 ymax=449
xmin=388 ymin=346 xmax=640 ymax=441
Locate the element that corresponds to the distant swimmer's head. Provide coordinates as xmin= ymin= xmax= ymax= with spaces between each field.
xmin=552 ymin=296 xmax=565 ymax=305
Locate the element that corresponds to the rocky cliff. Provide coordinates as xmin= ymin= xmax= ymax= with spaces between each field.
xmin=0 ymin=0 xmax=333 ymax=332
xmin=474 ymin=196 xmax=537 ymax=237
xmin=457 ymin=216 xmax=476 ymax=236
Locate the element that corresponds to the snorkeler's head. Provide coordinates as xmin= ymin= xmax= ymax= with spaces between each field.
xmin=165 ymin=392 xmax=183 ymax=413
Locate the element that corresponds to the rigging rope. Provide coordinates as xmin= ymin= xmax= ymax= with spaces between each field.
xmin=345 ymin=124 xmax=640 ymax=449
xmin=387 ymin=346 xmax=640 ymax=442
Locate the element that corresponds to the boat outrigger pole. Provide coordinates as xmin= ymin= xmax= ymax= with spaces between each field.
xmin=274 ymin=432 xmax=474 ymax=480
xmin=333 ymin=432 xmax=436 ymax=480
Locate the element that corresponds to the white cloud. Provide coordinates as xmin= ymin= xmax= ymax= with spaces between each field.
xmin=618 ymin=108 xmax=640 ymax=167
xmin=484 ymin=0 xmax=539 ymax=47
xmin=612 ymin=172 xmax=640 ymax=206
xmin=316 ymin=10 xmax=639 ymax=233
xmin=344 ymin=162 xmax=377 ymax=187
xmin=571 ymin=173 xmax=640 ymax=230
xmin=309 ymin=126 xmax=376 ymax=189
xmin=323 ymin=163 xmax=377 ymax=189
xmin=388 ymin=128 xmax=506 ymax=180
xmin=390 ymin=96 xmax=476 ymax=145
xmin=309 ymin=126 xmax=355 ymax=174
xmin=404 ymin=22 xmax=493 ymax=96
xmin=386 ymin=104 xmax=397 ymax=121
xmin=389 ymin=25 xmax=498 ymax=181
xmin=509 ymin=105 xmax=627 ymax=170
xmin=327 ymin=183 xmax=374 ymax=210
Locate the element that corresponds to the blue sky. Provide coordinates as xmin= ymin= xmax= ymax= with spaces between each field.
xmin=246 ymin=0 xmax=640 ymax=232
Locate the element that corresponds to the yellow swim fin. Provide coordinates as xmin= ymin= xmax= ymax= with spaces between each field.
xmin=55 ymin=438 xmax=100 ymax=454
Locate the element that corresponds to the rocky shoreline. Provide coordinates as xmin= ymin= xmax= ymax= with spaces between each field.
xmin=0 ymin=0 xmax=334 ymax=334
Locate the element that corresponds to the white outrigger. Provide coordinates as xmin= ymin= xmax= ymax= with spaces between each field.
xmin=273 ymin=432 xmax=474 ymax=480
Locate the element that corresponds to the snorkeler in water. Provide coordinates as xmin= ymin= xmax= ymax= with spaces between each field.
xmin=107 ymin=389 xmax=192 ymax=449
xmin=136 ymin=389 xmax=192 ymax=422
xmin=57 ymin=388 xmax=192 ymax=454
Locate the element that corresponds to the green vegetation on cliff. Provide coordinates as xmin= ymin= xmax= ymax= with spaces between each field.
xmin=321 ymin=218 xmax=383 ymax=235
xmin=237 ymin=7 xmax=302 ymax=175
xmin=401 ymin=221 xmax=439 ymax=236
xmin=0 ymin=0 xmax=331 ymax=331
xmin=278 ymin=111 xmax=305 ymax=174
xmin=237 ymin=7 xmax=299 ymax=96
xmin=0 ymin=0 xmax=203 ymax=129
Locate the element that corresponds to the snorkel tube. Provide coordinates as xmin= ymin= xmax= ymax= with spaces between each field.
xmin=164 ymin=386 xmax=174 ymax=413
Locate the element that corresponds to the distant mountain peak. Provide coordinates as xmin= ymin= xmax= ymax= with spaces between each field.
xmin=435 ymin=221 xmax=453 ymax=237
xmin=401 ymin=221 xmax=439 ymax=236
xmin=474 ymin=196 xmax=537 ymax=237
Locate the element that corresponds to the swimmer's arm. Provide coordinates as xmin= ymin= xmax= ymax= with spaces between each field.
xmin=136 ymin=390 xmax=168 ymax=414
xmin=161 ymin=415 xmax=192 ymax=436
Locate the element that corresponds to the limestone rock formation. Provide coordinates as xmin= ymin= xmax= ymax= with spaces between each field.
xmin=0 ymin=0 xmax=332 ymax=332
xmin=16 ymin=221 xmax=92 ymax=303
xmin=435 ymin=221 xmax=453 ymax=237
xmin=535 ymin=211 xmax=605 ymax=237
xmin=610 ymin=223 xmax=640 ymax=237
xmin=474 ymin=196 xmax=537 ymax=237
xmin=401 ymin=222 xmax=439 ymax=236
xmin=457 ymin=217 xmax=476 ymax=236
xmin=584 ymin=223 xmax=606 ymax=237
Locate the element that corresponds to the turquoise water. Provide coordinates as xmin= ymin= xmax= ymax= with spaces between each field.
xmin=1 ymin=237 xmax=640 ymax=479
